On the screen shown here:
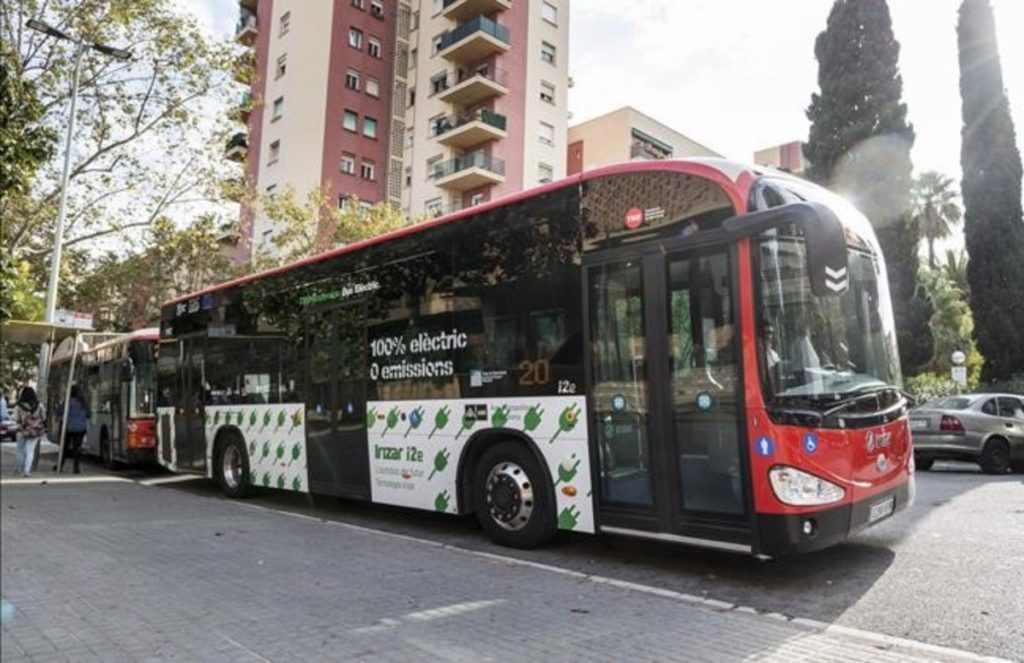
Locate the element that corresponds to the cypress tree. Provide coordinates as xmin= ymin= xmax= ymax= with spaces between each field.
xmin=804 ymin=0 xmax=933 ymax=377
xmin=957 ymin=0 xmax=1024 ymax=382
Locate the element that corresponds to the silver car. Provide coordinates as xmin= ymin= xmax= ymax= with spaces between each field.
xmin=911 ymin=393 xmax=1024 ymax=474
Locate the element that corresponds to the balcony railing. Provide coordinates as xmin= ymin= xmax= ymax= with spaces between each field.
xmin=431 ymin=64 xmax=508 ymax=96
xmin=442 ymin=0 xmax=512 ymax=22
xmin=438 ymin=16 xmax=510 ymax=60
xmin=431 ymin=109 xmax=507 ymax=137
xmin=429 ymin=151 xmax=505 ymax=181
xmin=235 ymin=11 xmax=257 ymax=45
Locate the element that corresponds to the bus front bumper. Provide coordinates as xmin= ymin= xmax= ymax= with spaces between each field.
xmin=754 ymin=478 xmax=912 ymax=557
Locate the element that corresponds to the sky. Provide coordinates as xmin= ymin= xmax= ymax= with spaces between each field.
xmin=186 ymin=0 xmax=1024 ymax=195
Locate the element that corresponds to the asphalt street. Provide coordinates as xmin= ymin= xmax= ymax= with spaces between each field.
xmin=2 ymin=443 xmax=1021 ymax=661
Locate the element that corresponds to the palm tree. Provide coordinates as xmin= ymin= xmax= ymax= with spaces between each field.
xmin=912 ymin=171 xmax=963 ymax=269
xmin=943 ymin=248 xmax=969 ymax=295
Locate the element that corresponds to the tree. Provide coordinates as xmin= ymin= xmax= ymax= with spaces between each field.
xmin=804 ymin=0 xmax=933 ymax=376
xmin=957 ymin=0 xmax=1024 ymax=382
xmin=1 ymin=0 xmax=234 ymax=261
xmin=912 ymin=171 xmax=962 ymax=270
xmin=918 ymin=266 xmax=981 ymax=386
xmin=942 ymin=248 xmax=969 ymax=294
xmin=248 ymin=187 xmax=409 ymax=272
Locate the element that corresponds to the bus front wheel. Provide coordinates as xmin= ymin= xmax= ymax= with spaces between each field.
xmin=217 ymin=435 xmax=251 ymax=498
xmin=473 ymin=441 xmax=556 ymax=549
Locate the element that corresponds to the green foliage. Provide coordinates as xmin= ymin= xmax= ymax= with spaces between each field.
xmin=912 ymin=171 xmax=962 ymax=270
xmin=804 ymin=0 xmax=932 ymax=377
xmin=904 ymin=373 xmax=959 ymax=404
xmin=247 ymin=187 xmax=408 ymax=271
xmin=957 ymin=0 xmax=1024 ymax=382
xmin=918 ymin=265 xmax=981 ymax=384
xmin=984 ymin=373 xmax=1024 ymax=396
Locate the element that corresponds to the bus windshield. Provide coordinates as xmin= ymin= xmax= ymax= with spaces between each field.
xmin=752 ymin=177 xmax=901 ymax=404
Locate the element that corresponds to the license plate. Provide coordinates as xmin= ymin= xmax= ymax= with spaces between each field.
xmin=910 ymin=418 xmax=928 ymax=430
xmin=869 ymin=496 xmax=895 ymax=523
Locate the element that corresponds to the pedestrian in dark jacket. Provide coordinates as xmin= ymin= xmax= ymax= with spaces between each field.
xmin=57 ymin=385 xmax=90 ymax=474
xmin=12 ymin=386 xmax=46 ymax=477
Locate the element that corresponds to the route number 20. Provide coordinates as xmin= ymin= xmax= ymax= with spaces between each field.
xmin=518 ymin=359 xmax=550 ymax=386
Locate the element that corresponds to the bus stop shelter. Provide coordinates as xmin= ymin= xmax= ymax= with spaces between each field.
xmin=1 ymin=319 xmax=93 ymax=473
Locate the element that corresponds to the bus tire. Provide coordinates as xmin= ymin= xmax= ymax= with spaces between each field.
xmin=979 ymin=437 xmax=1010 ymax=475
xmin=216 ymin=435 xmax=251 ymax=498
xmin=473 ymin=440 xmax=556 ymax=549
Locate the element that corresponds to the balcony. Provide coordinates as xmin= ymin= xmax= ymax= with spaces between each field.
xmin=441 ymin=0 xmax=511 ymax=23
xmin=432 ymin=109 xmax=507 ymax=149
xmin=225 ymin=132 xmax=248 ymax=162
xmin=235 ymin=11 xmax=258 ymax=46
xmin=438 ymin=16 xmax=510 ymax=63
xmin=430 ymin=151 xmax=505 ymax=191
xmin=230 ymin=92 xmax=253 ymax=124
xmin=435 ymin=64 xmax=509 ymax=106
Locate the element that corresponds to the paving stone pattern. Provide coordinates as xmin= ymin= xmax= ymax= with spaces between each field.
xmin=0 ymin=481 xmax=989 ymax=662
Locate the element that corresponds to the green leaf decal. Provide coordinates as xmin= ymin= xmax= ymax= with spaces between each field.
xmin=276 ymin=474 xmax=285 ymax=489
xmin=276 ymin=410 xmax=286 ymax=430
xmin=249 ymin=441 xmax=257 ymax=457
xmin=275 ymin=442 xmax=285 ymax=460
xmin=237 ymin=411 xmax=244 ymax=426
xmin=291 ymin=443 xmax=301 ymax=461
xmin=292 ymin=476 xmax=302 ymax=491
xmin=262 ymin=411 xmax=272 ymax=430
xmin=262 ymin=472 xmax=271 ymax=487
xmin=249 ymin=411 xmax=258 ymax=428
xmin=261 ymin=441 xmax=271 ymax=459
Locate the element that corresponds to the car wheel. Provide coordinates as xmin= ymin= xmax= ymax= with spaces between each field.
xmin=474 ymin=440 xmax=556 ymax=549
xmin=216 ymin=435 xmax=251 ymax=498
xmin=914 ymin=455 xmax=934 ymax=471
xmin=979 ymin=437 xmax=1010 ymax=475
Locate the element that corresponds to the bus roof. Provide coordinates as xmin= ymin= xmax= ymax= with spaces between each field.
xmin=50 ymin=328 xmax=160 ymax=365
xmin=164 ymin=158 xmax=760 ymax=308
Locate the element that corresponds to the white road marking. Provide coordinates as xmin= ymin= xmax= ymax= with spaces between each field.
xmin=403 ymin=599 xmax=504 ymax=622
xmin=220 ymin=634 xmax=271 ymax=662
xmin=138 ymin=475 xmax=205 ymax=486
xmin=1 ymin=476 xmax=132 ymax=486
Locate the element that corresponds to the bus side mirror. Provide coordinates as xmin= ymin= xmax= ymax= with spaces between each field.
xmin=722 ymin=202 xmax=848 ymax=297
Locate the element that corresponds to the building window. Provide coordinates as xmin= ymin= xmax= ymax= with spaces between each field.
xmin=539 ymin=122 xmax=555 ymax=145
xmin=542 ymin=1 xmax=557 ymax=25
xmin=371 ymin=1 xmax=385 ymax=19
xmin=343 ymin=110 xmax=358 ymax=132
xmin=410 ymin=48 xmax=418 ymax=70
xmin=351 ymin=0 xmax=365 ymax=8
xmin=349 ymin=27 xmax=363 ymax=49
xmin=426 ymin=197 xmax=443 ymax=216
xmin=340 ymin=153 xmax=356 ymax=174
xmin=470 ymin=193 xmax=485 ymax=206
xmin=540 ymin=81 xmax=555 ymax=104
xmin=432 ymin=0 xmax=443 ymax=15
xmin=363 ymin=116 xmax=378 ymax=139
xmin=266 ymin=183 xmax=277 ymax=196
xmin=279 ymin=11 xmax=291 ymax=36
xmin=361 ymin=160 xmax=376 ymax=180
xmin=538 ymin=162 xmax=554 ymax=183
xmin=275 ymin=54 xmax=287 ymax=79
xmin=541 ymin=41 xmax=556 ymax=64
xmin=366 ymin=78 xmax=380 ymax=98
xmin=368 ymin=37 xmax=382 ymax=58
xmin=427 ymin=155 xmax=443 ymax=179
xmin=432 ymin=35 xmax=443 ymax=54
xmin=411 ymin=10 xmax=420 ymax=31
xmin=431 ymin=72 xmax=448 ymax=95
xmin=268 ymin=140 xmax=280 ymax=164
xmin=271 ymin=96 xmax=284 ymax=121
xmin=346 ymin=69 xmax=360 ymax=90
xmin=408 ymin=87 xmax=416 ymax=107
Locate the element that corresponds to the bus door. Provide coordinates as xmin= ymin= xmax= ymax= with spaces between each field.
xmin=585 ymin=242 xmax=751 ymax=550
xmin=304 ymin=301 xmax=370 ymax=498
xmin=173 ymin=338 xmax=207 ymax=472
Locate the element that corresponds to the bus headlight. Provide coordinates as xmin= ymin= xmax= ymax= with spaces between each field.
xmin=769 ymin=466 xmax=845 ymax=506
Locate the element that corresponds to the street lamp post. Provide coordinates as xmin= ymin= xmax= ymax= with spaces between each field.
xmin=27 ymin=18 xmax=131 ymax=400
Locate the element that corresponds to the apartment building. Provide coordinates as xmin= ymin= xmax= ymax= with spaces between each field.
xmin=566 ymin=107 xmax=721 ymax=175
xmin=753 ymin=141 xmax=807 ymax=175
xmin=227 ymin=0 xmax=569 ymax=263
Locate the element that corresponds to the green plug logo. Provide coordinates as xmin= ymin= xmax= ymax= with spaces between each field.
xmin=290 ymin=442 xmax=302 ymax=462
xmin=549 ymin=403 xmax=581 ymax=444
xmin=434 ymin=490 xmax=451 ymax=512
xmin=366 ymin=407 xmax=378 ymax=429
xmin=491 ymin=405 xmax=510 ymax=428
xmin=428 ymin=448 xmax=450 ymax=480
xmin=248 ymin=411 xmax=258 ymax=429
xmin=289 ymin=409 xmax=303 ymax=434
xmin=213 ymin=411 xmax=221 ymax=426
xmin=558 ymin=505 xmax=581 ymax=530
xmin=261 ymin=410 xmax=272 ymax=431
xmin=382 ymin=406 xmax=400 ymax=437
xmin=292 ymin=476 xmax=302 ymax=491
xmin=276 ymin=474 xmax=285 ymax=489
xmin=554 ymin=453 xmax=581 ymax=486
xmin=429 ymin=405 xmax=451 ymax=438
xmin=261 ymin=441 xmax=271 ymax=459
xmin=275 ymin=410 xmax=287 ymax=431
xmin=275 ymin=442 xmax=285 ymax=461
xmin=455 ymin=409 xmax=478 ymax=440
xmin=523 ymin=404 xmax=544 ymax=432
xmin=249 ymin=440 xmax=257 ymax=457
xmin=261 ymin=472 xmax=271 ymax=487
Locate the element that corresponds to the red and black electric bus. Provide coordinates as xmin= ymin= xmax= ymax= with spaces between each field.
xmin=156 ymin=159 xmax=912 ymax=555
xmin=49 ymin=329 xmax=159 ymax=468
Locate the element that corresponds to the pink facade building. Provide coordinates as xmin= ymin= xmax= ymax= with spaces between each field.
xmin=229 ymin=0 xmax=569 ymax=263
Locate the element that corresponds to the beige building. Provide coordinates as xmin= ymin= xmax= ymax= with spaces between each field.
xmin=753 ymin=141 xmax=806 ymax=175
xmin=567 ymin=107 xmax=720 ymax=175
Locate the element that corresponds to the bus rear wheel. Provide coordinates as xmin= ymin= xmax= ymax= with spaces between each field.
xmin=217 ymin=436 xmax=251 ymax=498
xmin=473 ymin=441 xmax=556 ymax=549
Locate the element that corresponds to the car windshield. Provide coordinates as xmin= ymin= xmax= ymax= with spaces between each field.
xmin=752 ymin=178 xmax=901 ymax=405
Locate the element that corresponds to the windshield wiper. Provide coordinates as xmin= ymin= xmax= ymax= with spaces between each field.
xmin=819 ymin=386 xmax=894 ymax=419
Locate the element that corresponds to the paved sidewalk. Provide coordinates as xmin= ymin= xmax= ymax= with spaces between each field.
xmin=1 ymin=480 xmax=1007 ymax=662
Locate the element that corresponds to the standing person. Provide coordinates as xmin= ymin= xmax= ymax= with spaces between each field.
xmin=12 ymin=387 xmax=46 ymax=477
xmin=58 ymin=385 xmax=90 ymax=474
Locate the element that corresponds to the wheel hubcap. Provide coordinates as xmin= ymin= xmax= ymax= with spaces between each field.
xmin=222 ymin=445 xmax=242 ymax=489
xmin=485 ymin=461 xmax=534 ymax=531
